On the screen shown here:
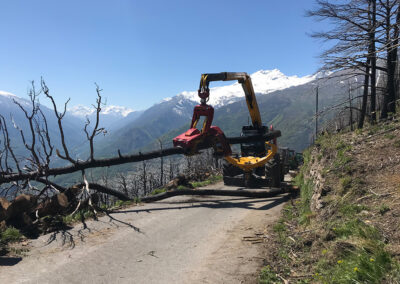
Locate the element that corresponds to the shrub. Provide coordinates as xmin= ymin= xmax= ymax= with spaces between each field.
xmin=259 ymin=266 xmax=280 ymax=283
xmin=1 ymin=227 xmax=22 ymax=243
xmin=150 ymin=188 xmax=166 ymax=195
xmin=378 ymin=204 xmax=390 ymax=215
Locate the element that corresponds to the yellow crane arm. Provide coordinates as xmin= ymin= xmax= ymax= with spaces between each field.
xmin=199 ymin=72 xmax=262 ymax=129
xmin=224 ymin=141 xmax=277 ymax=171
xmin=198 ymin=72 xmax=275 ymax=173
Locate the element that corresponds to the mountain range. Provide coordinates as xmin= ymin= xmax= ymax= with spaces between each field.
xmin=0 ymin=69 xmax=351 ymax=167
xmin=86 ymin=70 xmax=321 ymax=156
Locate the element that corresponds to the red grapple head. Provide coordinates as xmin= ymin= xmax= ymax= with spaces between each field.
xmin=173 ymin=103 xmax=231 ymax=156
xmin=198 ymin=89 xmax=209 ymax=101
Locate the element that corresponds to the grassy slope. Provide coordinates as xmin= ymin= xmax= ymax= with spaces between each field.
xmin=260 ymin=117 xmax=400 ymax=283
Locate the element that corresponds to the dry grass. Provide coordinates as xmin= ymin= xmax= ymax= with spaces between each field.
xmin=260 ymin=117 xmax=400 ymax=283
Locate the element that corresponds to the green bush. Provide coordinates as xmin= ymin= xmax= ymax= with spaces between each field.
xmin=1 ymin=227 xmax=22 ymax=243
xmin=259 ymin=266 xmax=280 ymax=283
xmin=339 ymin=203 xmax=368 ymax=217
xmin=150 ymin=188 xmax=166 ymax=195
xmin=321 ymin=245 xmax=392 ymax=283
xmin=191 ymin=175 xmax=223 ymax=188
xmin=114 ymin=200 xmax=125 ymax=207
xmin=378 ymin=204 xmax=390 ymax=215
xmin=296 ymin=178 xmax=314 ymax=225
xmin=331 ymin=219 xmax=380 ymax=240
xmin=333 ymin=147 xmax=352 ymax=169
xmin=385 ymin=133 xmax=396 ymax=140
xmin=63 ymin=209 xmax=95 ymax=224
xmin=339 ymin=176 xmax=352 ymax=193
xmin=177 ymin=185 xmax=190 ymax=190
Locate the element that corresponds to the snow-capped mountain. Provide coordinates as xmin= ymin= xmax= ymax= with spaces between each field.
xmin=70 ymin=69 xmax=315 ymax=127
xmin=92 ymin=69 xmax=319 ymax=154
xmin=68 ymin=104 xmax=136 ymax=130
xmin=173 ymin=69 xmax=316 ymax=110
xmin=0 ymin=90 xmax=18 ymax=98
xmin=0 ymin=90 xmax=87 ymax=157
xmin=0 ymin=90 xmax=31 ymax=109
xmin=0 ymin=69 xmax=321 ymax=157
xmin=68 ymin=104 xmax=133 ymax=118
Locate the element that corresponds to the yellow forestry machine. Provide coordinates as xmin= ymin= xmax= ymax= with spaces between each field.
xmin=173 ymin=72 xmax=285 ymax=188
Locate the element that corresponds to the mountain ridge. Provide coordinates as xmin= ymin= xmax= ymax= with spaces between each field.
xmin=88 ymin=69 xmax=319 ymax=155
xmin=0 ymin=68 xmax=339 ymax=162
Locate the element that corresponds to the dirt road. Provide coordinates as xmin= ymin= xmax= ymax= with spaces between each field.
xmin=0 ymin=182 xmax=288 ymax=284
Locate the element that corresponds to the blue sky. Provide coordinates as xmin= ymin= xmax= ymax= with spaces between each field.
xmin=0 ymin=0 xmax=328 ymax=110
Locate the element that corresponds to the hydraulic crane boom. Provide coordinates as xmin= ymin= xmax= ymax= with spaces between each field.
xmin=173 ymin=71 xmax=280 ymax=185
xmin=198 ymin=72 xmax=262 ymax=129
xmin=174 ymin=71 xmax=282 ymax=187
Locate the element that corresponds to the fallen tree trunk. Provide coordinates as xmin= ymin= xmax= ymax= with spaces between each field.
xmin=83 ymin=183 xmax=130 ymax=201
xmin=140 ymin=188 xmax=285 ymax=203
xmin=68 ymin=180 xmax=291 ymax=203
xmin=0 ymin=131 xmax=281 ymax=184
xmin=65 ymin=183 xmax=285 ymax=204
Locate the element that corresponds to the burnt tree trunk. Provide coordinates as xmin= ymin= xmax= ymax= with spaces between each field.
xmin=369 ymin=0 xmax=377 ymax=123
xmin=359 ymin=59 xmax=371 ymax=129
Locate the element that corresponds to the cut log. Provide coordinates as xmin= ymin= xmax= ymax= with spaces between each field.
xmin=36 ymin=197 xmax=67 ymax=218
xmin=0 ymin=197 xmax=10 ymax=211
xmin=0 ymin=197 xmax=10 ymax=221
xmin=6 ymin=194 xmax=37 ymax=221
xmin=165 ymin=174 xmax=194 ymax=190
xmin=57 ymin=193 xmax=69 ymax=208
xmin=4 ymin=194 xmax=37 ymax=228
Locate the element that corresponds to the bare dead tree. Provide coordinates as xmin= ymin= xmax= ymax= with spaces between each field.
xmin=360 ymin=58 xmax=371 ymax=128
xmin=0 ymin=115 xmax=21 ymax=174
xmin=41 ymin=79 xmax=76 ymax=164
xmin=369 ymin=0 xmax=378 ymax=123
xmin=0 ymin=81 xmax=133 ymax=202
xmin=158 ymin=139 xmax=164 ymax=186
xmin=130 ymin=175 xmax=139 ymax=198
xmin=306 ymin=0 xmax=400 ymax=128
xmin=141 ymin=160 xmax=147 ymax=195
xmin=84 ymin=84 xmax=105 ymax=161
xmin=380 ymin=0 xmax=400 ymax=118
xmin=349 ymin=83 xmax=354 ymax=130
xmin=185 ymin=156 xmax=192 ymax=175
xmin=168 ymin=159 xmax=174 ymax=181
xmin=117 ymin=173 xmax=129 ymax=197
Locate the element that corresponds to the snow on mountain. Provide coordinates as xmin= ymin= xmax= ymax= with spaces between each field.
xmin=70 ymin=69 xmax=315 ymax=120
xmin=173 ymin=69 xmax=316 ymax=109
xmin=0 ymin=90 xmax=18 ymax=98
xmin=101 ymin=105 xmax=134 ymax=117
xmin=68 ymin=105 xmax=93 ymax=117
xmin=68 ymin=104 xmax=134 ymax=118
xmin=0 ymin=90 xmax=33 ymax=109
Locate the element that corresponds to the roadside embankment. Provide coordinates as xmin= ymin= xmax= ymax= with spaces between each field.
xmin=260 ymin=118 xmax=400 ymax=283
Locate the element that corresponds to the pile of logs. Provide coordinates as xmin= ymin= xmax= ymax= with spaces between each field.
xmin=0 ymin=187 xmax=82 ymax=233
